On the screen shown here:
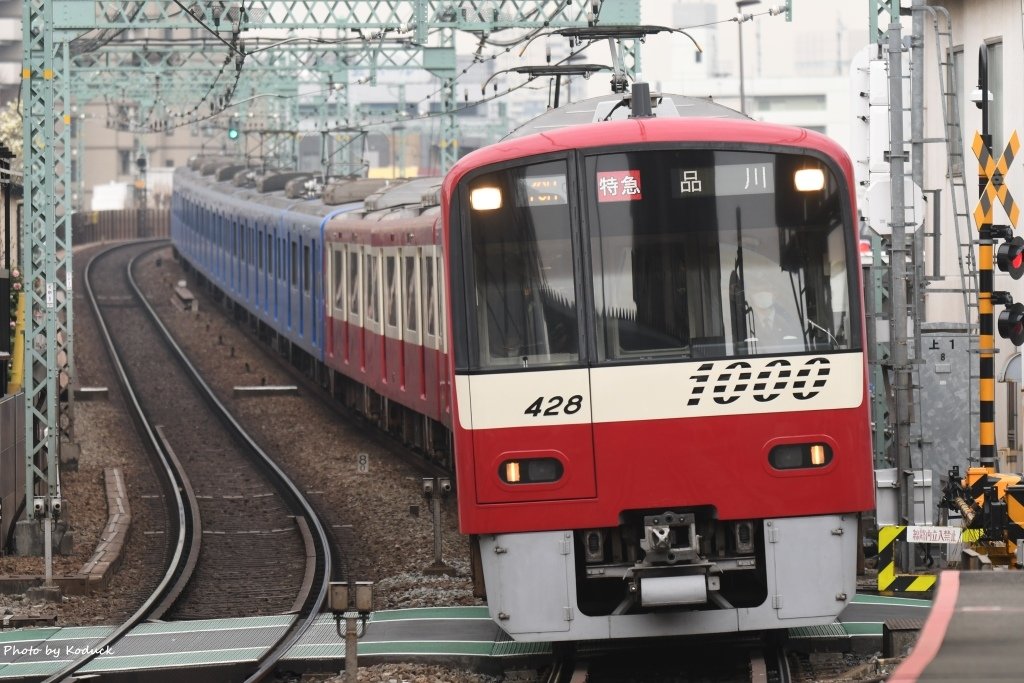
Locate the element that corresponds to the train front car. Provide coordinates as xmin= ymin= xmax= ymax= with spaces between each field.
xmin=443 ymin=94 xmax=873 ymax=642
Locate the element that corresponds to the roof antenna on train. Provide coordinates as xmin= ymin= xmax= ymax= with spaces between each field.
xmin=629 ymin=82 xmax=654 ymax=118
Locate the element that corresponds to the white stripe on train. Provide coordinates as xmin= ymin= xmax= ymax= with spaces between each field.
xmin=455 ymin=352 xmax=864 ymax=430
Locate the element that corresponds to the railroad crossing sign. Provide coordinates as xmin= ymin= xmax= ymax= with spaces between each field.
xmin=973 ymin=130 xmax=1020 ymax=228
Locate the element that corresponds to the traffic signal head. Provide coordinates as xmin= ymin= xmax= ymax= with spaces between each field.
xmin=227 ymin=126 xmax=240 ymax=140
xmin=998 ymin=302 xmax=1024 ymax=346
xmin=997 ymin=235 xmax=1024 ymax=279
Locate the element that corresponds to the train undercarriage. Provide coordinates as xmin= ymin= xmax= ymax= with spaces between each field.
xmin=575 ymin=508 xmax=767 ymax=616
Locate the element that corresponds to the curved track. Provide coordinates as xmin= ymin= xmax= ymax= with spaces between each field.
xmin=42 ymin=241 xmax=331 ymax=683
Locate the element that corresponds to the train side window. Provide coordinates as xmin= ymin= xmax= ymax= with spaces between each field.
xmin=348 ymin=248 xmax=362 ymax=324
xmin=332 ymin=246 xmax=345 ymax=320
xmin=364 ymin=249 xmax=381 ymax=331
xmin=267 ymin=233 xmax=273 ymax=276
xmin=257 ymin=230 xmax=264 ymax=272
xmin=437 ymin=256 xmax=446 ymax=353
xmin=303 ymin=242 xmax=311 ymax=293
xmin=384 ymin=251 xmax=400 ymax=334
xmin=423 ymin=252 xmax=437 ymax=342
xmin=404 ymin=251 xmax=421 ymax=343
xmin=291 ymin=240 xmax=298 ymax=287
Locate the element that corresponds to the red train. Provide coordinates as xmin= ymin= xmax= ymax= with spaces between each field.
xmin=172 ymin=85 xmax=874 ymax=641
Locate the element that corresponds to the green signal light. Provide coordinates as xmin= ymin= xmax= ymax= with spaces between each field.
xmin=228 ymin=127 xmax=240 ymax=140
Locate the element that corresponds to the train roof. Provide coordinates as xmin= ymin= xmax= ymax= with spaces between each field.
xmin=446 ymin=105 xmax=854 ymax=198
xmin=503 ymin=91 xmax=746 ymax=139
xmin=363 ymin=177 xmax=443 ymax=211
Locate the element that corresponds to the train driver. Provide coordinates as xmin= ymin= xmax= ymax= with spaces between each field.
xmin=749 ymin=288 xmax=801 ymax=349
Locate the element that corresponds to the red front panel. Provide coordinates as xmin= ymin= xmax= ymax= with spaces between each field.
xmin=457 ymin=406 xmax=872 ymax=534
xmin=454 ymin=353 xmax=874 ymax=535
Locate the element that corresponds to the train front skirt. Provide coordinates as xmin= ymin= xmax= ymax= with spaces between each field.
xmin=478 ymin=513 xmax=858 ymax=641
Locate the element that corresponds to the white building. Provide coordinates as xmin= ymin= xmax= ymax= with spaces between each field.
xmin=0 ymin=2 xmax=18 ymax=106
xmin=918 ymin=0 xmax=1023 ymax=466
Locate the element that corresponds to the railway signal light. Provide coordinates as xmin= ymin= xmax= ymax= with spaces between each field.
xmin=998 ymin=301 xmax=1024 ymax=346
xmin=996 ymin=235 xmax=1024 ymax=279
xmin=227 ymin=125 xmax=240 ymax=141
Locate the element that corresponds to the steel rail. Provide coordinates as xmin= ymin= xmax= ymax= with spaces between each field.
xmin=40 ymin=240 xmax=195 ymax=683
xmin=43 ymin=241 xmax=331 ymax=682
xmin=125 ymin=243 xmax=333 ymax=682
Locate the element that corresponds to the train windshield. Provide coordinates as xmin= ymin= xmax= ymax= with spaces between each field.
xmin=456 ymin=148 xmax=857 ymax=372
xmin=463 ymin=160 xmax=580 ymax=369
xmin=586 ymin=149 xmax=855 ymax=361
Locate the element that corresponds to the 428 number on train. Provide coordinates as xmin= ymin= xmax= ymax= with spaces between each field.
xmin=524 ymin=395 xmax=584 ymax=417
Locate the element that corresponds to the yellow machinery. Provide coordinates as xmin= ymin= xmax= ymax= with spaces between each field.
xmin=940 ymin=465 xmax=1024 ymax=567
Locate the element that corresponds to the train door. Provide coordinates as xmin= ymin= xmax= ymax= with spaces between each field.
xmin=454 ymin=157 xmax=596 ymax=505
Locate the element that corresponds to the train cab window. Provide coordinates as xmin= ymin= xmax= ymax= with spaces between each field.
xmin=461 ymin=159 xmax=579 ymax=370
xmin=585 ymin=149 xmax=857 ymax=361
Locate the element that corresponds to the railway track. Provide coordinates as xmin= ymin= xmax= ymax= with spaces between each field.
xmin=41 ymin=241 xmax=332 ymax=683
xmin=544 ymin=638 xmax=793 ymax=683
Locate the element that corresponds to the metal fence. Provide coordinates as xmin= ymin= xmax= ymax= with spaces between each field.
xmin=72 ymin=208 xmax=170 ymax=243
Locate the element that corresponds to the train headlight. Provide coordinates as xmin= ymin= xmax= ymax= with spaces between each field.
xmin=769 ymin=442 xmax=833 ymax=470
xmin=499 ymin=457 xmax=564 ymax=484
xmin=470 ymin=186 xmax=502 ymax=211
xmin=794 ymin=168 xmax=825 ymax=192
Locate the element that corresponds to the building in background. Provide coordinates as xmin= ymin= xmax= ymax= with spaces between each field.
xmin=917 ymin=0 xmax=1023 ymax=469
xmin=579 ymin=0 xmax=869 ymax=149
xmin=0 ymin=2 xmax=18 ymax=106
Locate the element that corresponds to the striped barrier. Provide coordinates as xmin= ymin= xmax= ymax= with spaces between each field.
xmin=877 ymin=526 xmax=937 ymax=592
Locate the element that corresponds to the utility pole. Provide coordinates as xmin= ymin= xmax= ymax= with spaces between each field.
xmin=886 ymin=19 xmax=913 ymax=569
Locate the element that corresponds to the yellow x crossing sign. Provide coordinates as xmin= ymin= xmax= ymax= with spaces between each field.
xmin=973 ymin=130 xmax=1020 ymax=228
